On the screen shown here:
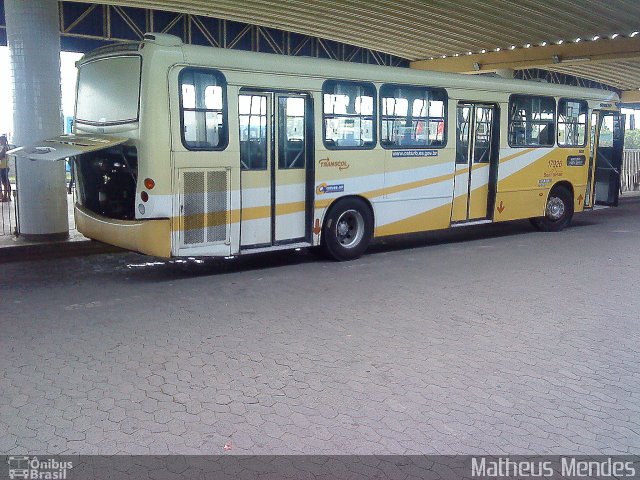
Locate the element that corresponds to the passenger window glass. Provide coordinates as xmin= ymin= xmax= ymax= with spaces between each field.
xmin=183 ymin=111 xmax=197 ymax=143
xmin=239 ymin=94 xmax=268 ymax=170
xmin=598 ymin=115 xmax=614 ymax=148
xmin=456 ymin=105 xmax=471 ymax=164
xmin=179 ymin=68 xmax=227 ymax=150
xmin=285 ymin=97 xmax=305 ymax=141
xmin=181 ymin=84 xmax=195 ymax=109
xmin=204 ymin=86 xmax=223 ymax=110
xmin=322 ymin=81 xmax=376 ymax=149
xmin=279 ymin=97 xmax=306 ymax=169
xmin=473 ymin=107 xmax=493 ymax=163
xmin=380 ymin=85 xmax=447 ymax=148
xmin=557 ymin=99 xmax=587 ymax=147
xmin=508 ymin=95 xmax=555 ymax=147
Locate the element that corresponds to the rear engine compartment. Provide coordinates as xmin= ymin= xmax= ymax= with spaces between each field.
xmin=74 ymin=146 xmax=138 ymax=220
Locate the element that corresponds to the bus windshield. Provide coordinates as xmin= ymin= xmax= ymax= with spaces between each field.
xmin=75 ymin=56 xmax=142 ymax=125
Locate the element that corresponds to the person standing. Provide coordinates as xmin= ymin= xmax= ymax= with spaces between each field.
xmin=0 ymin=135 xmax=11 ymax=202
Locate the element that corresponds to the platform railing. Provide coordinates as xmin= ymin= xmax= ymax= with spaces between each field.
xmin=622 ymin=149 xmax=640 ymax=193
xmin=0 ymin=178 xmax=76 ymax=237
xmin=0 ymin=186 xmax=18 ymax=237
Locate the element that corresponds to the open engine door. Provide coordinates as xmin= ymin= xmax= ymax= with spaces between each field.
xmin=8 ymin=134 xmax=128 ymax=162
xmin=594 ymin=112 xmax=625 ymax=206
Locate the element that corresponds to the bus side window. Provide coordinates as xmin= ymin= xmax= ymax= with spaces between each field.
xmin=179 ymin=68 xmax=228 ymax=150
xmin=508 ymin=95 xmax=555 ymax=148
xmin=322 ymin=80 xmax=376 ymax=150
xmin=380 ymin=85 xmax=447 ymax=149
xmin=557 ymin=98 xmax=587 ymax=148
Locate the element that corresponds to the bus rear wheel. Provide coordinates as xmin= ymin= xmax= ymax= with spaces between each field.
xmin=321 ymin=198 xmax=373 ymax=261
xmin=530 ymin=186 xmax=574 ymax=232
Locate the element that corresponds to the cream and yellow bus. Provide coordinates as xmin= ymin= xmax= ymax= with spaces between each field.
xmin=15 ymin=33 xmax=625 ymax=260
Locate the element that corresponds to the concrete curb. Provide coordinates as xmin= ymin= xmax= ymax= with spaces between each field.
xmin=0 ymin=238 xmax=123 ymax=263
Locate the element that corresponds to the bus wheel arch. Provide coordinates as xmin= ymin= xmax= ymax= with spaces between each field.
xmin=319 ymin=195 xmax=374 ymax=261
xmin=550 ymin=181 xmax=574 ymax=203
xmin=530 ymin=182 xmax=574 ymax=232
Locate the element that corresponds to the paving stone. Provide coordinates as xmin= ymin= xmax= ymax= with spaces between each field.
xmin=1 ymin=201 xmax=640 ymax=454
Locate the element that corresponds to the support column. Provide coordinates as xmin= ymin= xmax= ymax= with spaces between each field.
xmin=6 ymin=0 xmax=68 ymax=240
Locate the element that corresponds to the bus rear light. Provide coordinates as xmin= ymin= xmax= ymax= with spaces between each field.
xmin=141 ymin=191 xmax=149 ymax=202
xmin=144 ymin=178 xmax=155 ymax=189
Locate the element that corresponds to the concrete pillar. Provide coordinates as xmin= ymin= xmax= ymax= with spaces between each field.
xmin=6 ymin=0 xmax=68 ymax=240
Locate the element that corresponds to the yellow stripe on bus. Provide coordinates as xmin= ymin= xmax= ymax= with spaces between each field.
xmin=175 ymin=148 xmax=557 ymax=232
xmin=178 ymin=200 xmax=307 ymax=231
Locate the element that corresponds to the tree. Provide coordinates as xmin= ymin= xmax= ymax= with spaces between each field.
xmin=625 ymin=129 xmax=640 ymax=150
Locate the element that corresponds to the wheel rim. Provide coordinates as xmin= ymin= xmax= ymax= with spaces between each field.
xmin=335 ymin=209 xmax=364 ymax=248
xmin=546 ymin=196 xmax=565 ymax=221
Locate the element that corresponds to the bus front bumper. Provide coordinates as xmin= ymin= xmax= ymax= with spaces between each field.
xmin=75 ymin=203 xmax=171 ymax=258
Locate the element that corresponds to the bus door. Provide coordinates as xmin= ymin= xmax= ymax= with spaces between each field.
xmin=239 ymin=91 xmax=312 ymax=248
xmin=590 ymin=111 xmax=625 ymax=206
xmin=451 ymin=103 xmax=499 ymax=222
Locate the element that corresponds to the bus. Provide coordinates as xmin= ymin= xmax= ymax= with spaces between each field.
xmin=13 ymin=33 xmax=625 ymax=261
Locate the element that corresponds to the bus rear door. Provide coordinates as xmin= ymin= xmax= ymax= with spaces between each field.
xmin=591 ymin=111 xmax=625 ymax=207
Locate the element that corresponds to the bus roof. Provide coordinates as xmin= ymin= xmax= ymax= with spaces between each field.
xmin=82 ymin=33 xmax=620 ymax=104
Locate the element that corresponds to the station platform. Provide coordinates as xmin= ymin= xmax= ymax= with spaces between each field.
xmin=0 ymin=187 xmax=121 ymax=262
xmin=0 ymin=228 xmax=120 ymax=262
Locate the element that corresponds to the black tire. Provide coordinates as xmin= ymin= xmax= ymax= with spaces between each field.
xmin=321 ymin=197 xmax=373 ymax=261
xmin=530 ymin=186 xmax=574 ymax=232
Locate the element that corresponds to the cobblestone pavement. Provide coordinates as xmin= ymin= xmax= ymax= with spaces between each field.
xmin=1 ymin=199 xmax=639 ymax=455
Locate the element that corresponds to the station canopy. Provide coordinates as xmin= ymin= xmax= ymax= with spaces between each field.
xmin=71 ymin=0 xmax=640 ymax=102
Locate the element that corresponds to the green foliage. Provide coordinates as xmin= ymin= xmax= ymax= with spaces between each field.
xmin=625 ymin=129 xmax=640 ymax=149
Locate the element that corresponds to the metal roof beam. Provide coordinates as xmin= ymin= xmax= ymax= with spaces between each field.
xmin=410 ymin=37 xmax=640 ymax=74
xmin=621 ymin=90 xmax=640 ymax=103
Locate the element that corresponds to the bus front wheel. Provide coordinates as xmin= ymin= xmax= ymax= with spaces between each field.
xmin=321 ymin=198 xmax=373 ymax=261
xmin=530 ymin=186 xmax=574 ymax=232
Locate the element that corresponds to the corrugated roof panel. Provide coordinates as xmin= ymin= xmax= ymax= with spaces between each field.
xmin=67 ymin=0 xmax=640 ymax=91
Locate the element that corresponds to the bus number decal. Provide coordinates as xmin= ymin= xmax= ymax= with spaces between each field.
xmin=547 ymin=159 xmax=563 ymax=169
